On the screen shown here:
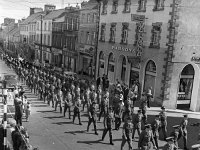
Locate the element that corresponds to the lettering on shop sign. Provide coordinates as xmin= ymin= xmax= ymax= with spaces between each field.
xmin=191 ymin=56 xmax=200 ymax=62
xmin=111 ymin=46 xmax=136 ymax=53
xmin=131 ymin=14 xmax=145 ymax=21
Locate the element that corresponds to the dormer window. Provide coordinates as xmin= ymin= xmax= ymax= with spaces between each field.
xmin=123 ymin=0 xmax=131 ymax=13
xmin=137 ymin=0 xmax=147 ymax=12
xmin=111 ymin=0 xmax=118 ymax=14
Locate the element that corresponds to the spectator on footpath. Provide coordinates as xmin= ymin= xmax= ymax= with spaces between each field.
xmin=14 ymin=94 xmax=23 ymax=126
xmin=23 ymin=96 xmax=31 ymax=122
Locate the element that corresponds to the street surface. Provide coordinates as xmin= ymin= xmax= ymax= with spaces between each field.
xmin=0 ymin=59 xmax=200 ymax=150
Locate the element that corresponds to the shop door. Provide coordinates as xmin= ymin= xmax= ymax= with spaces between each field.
xmin=177 ymin=64 xmax=194 ymax=110
xmin=129 ymin=70 xmax=139 ymax=88
xmin=107 ymin=53 xmax=115 ymax=84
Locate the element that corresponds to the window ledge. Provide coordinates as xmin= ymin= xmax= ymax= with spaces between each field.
xmin=122 ymin=10 xmax=131 ymax=13
xmin=153 ymin=8 xmax=164 ymax=11
xmin=99 ymin=39 xmax=105 ymax=42
xmin=149 ymin=44 xmax=160 ymax=49
xmin=109 ymin=40 xmax=115 ymax=43
xmin=120 ymin=41 xmax=128 ymax=45
xmin=111 ymin=11 xmax=118 ymax=14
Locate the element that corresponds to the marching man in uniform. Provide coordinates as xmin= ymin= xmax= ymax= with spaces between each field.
xmin=179 ymin=114 xmax=188 ymax=150
xmin=138 ymin=124 xmax=156 ymax=150
xmin=101 ymin=106 xmax=114 ymax=145
xmin=132 ymin=109 xmax=142 ymax=141
xmin=159 ymin=106 xmax=167 ymax=140
xmin=121 ymin=116 xmax=133 ymax=150
xmin=163 ymin=137 xmax=177 ymax=150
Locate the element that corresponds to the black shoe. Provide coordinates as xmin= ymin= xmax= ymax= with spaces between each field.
xmin=79 ymin=122 xmax=82 ymax=125
xmin=110 ymin=142 xmax=114 ymax=145
xmin=95 ymin=132 xmax=98 ymax=135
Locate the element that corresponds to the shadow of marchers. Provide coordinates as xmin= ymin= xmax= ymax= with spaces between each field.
xmin=77 ymin=139 xmax=111 ymax=145
xmin=64 ymin=130 xmax=86 ymax=135
xmin=52 ymin=121 xmax=73 ymax=125
xmin=31 ymin=104 xmax=49 ymax=107
xmin=43 ymin=116 xmax=64 ymax=119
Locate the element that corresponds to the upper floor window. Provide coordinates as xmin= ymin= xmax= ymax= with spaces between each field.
xmin=121 ymin=23 xmax=129 ymax=44
xmin=100 ymin=23 xmax=106 ymax=42
xmin=81 ymin=14 xmax=85 ymax=23
xmin=76 ymin=18 xmax=79 ymax=30
xmin=153 ymin=0 xmax=165 ymax=11
xmin=109 ymin=23 xmax=116 ymax=43
xmin=102 ymin=1 xmax=108 ymax=15
xmin=87 ymin=14 xmax=91 ymax=23
xmin=150 ymin=22 xmax=162 ymax=48
xmin=92 ymin=31 xmax=96 ymax=45
xmin=138 ymin=0 xmax=147 ymax=12
xmin=123 ymin=0 xmax=131 ymax=13
xmin=44 ymin=22 xmax=46 ymax=31
xmin=93 ymin=13 xmax=97 ymax=23
xmin=86 ymin=32 xmax=90 ymax=44
xmin=112 ymin=0 xmax=118 ymax=14
xmin=80 ymin=31 xmax=84 ymax=43
xmin=66 ymin=18 xmax=69 ymax=30
xmin=48 ymin=21 xmax=51 ymax=31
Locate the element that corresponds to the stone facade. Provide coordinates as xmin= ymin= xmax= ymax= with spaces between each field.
xmin=96 ymin=0 xmax=174 ymax=104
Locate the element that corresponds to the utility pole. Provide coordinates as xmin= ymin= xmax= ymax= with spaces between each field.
xmin=40 ymin=14 xmax=43 ymax=64
xmin=94 ymin=1 xmax=101 ymax=80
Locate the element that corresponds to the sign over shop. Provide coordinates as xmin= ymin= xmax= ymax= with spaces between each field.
xmin=131 ymin=14 xmax=145 ymax=21
xmin=111 ymin=46 xmax=136 ymax=53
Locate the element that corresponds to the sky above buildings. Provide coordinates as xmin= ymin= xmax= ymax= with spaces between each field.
xmin=0 ymin=0 xmax=86 ymax=24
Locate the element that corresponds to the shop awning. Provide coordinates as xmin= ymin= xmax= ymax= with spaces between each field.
xmin=127 ymin=56 xmax=141 ymax=64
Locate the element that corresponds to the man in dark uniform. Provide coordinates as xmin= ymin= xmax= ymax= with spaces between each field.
xmin=138 ymin=124 xmax=156 ymax=150
xmin=73 ymin=95 xmax=82 ymax=125
xmin=170 ymin=125 xmax=180 ymax=149
xmin=179 ymin=114 xmax=188 ymax=150
xmin=159 ymin=106 xmax=167 ymax=140
xmin=87 ymin=101 xmax=98 ymax=135
xmin=98 ymin=93 xmax=109 ymax=121
xmin=132 ymin=109 xmax=142 ymax=140
xmin=151 ymin=115 xmax=160 ymax=149
xmin=121 ymin=116 xmax=133 ymax=150
xmin=163 ymin=137 xmax=177 ymax=150
xmin=114 ymin=98 xmax=123 ymax=130
xmin=101 ymin=106 xmax=114 ymax=145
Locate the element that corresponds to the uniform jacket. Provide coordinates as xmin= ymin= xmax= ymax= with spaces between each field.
xmin=122 ymin=121 xmax=133 ymax=138
xmin=151 ymin=120 xmax=160 ymax=137
xmin=159 ymin=112 xmax=167 ymax=126
xmin=132 ymin=113 xmax=142 ymax=128
xmin=104 ymin=112 xmax=114 ymax=129
xmin=138 ymin=130 xmax=155 ymax=147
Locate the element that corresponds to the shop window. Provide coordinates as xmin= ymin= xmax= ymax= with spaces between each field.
xmin=100 ymin=24 xmax=106 ymax=42
xmin=121 ymin=23 xmax=129 ymax=44
xmin=150 ymin=23 xmax=162 ymax=49
xmin=153 ymin=0 xmax=165 ymax=11
xmin=108 ymin=53 xmax=115 ymax=72
xmin=129 ymin=70 xmax=139 ymax=88
xmin=123 ymin=0 xmax=131 ymax=13
xmin=146 ymin=60 xmax=156 ymax=73
xmin=111 ymin=0 xmax=118 ymax=14
xmin=102 ymin=1 xmax=108 ymax=15
xmin=87 ymin=14 xmax=91 ymax=23
xmin=109 ymin=23 xmax=116 ymax=43
xmin=121 ymin=57 xmax=126 ymax=82
xmin=137 ymin=0 xmax=147 ymax=12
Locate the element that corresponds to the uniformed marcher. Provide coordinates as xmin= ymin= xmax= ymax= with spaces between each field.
xmin=73 ymin=95 xmax=82 ymax=125
xmin=132 ymin=109 xmax=142 ymax=140
xmin=55 ymin=88 xmax=63 ymax=113
xmin=114 ymin=98 xmax=124 ymax=130
xmin=101 ymin=106 xmax=114 ymax=145
xmin=163 ymin=137 xmax=177 ymax=150
xmin=63 ymin=90 xmax=72 ymax=119
xmin=159 ymin=106 xmax=167 ymax=140
xmin=170 ymin=125 xmax=180 ymax=149
xmin=121 ymin=116 xmax=133 ymax=150
xmin=98 ymin=92 xmax=109 ymax=121
xmin=87 ymin=101 xmax=98 ymax=135
xmin=179 ymin=114 xmax=188 ymax=150
xmin=138 ymin=124 xmax=156 ymax=150
xmin=139 ymin=94 xmax=148 ymax=124
xmin=151 ymin=115 xmax=160 ymax=149
xmin=82 ymin=87 xmax=90 ymax=111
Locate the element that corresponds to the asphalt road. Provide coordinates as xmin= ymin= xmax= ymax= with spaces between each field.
xmin=1 ymin=59 xmax=200 ymax=150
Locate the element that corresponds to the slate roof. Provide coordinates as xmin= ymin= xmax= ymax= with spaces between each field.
xmin=20 ymin=12 xmax=44 ymax=24
xmin=43 ymin=9 xmax=65 ymax=20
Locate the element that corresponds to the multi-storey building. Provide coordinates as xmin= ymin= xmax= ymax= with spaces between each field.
xmin=51 ymin=6 xmax=79 ymax=72
xmin=35 ymin=5 xmax=64 ymax=66
xmin=77 ymin=0 xmax=98 ymax=77
xmin=163 ymin=0 xmax=200 ymax=111
xmin=96 ymin=0 xmax=173 ymax=104
xmin=19 ymin=8 xmax=43 ymax=62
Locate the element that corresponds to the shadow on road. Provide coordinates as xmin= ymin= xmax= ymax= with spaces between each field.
xmin=77 ymin=139 xmax=111 ymax=145
xmin=43 ymin=116 xmax=64 ymax=119
xmin=52 ymin=121 xmax=73 ymax=125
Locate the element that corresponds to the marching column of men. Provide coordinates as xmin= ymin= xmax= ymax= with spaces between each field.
xmin=3 ymin=54 xmax=193 ymax=150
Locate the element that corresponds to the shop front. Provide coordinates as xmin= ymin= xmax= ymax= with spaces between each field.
xmin=78 ymin=45 xmax=95 ymax=77
xmin=63 ymin=49 xmax=77 ymax=72
xmin=42 ymin=47 xmax=51 ymax=65
xmin=52 ymin=47 xmax=62 ymax=68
